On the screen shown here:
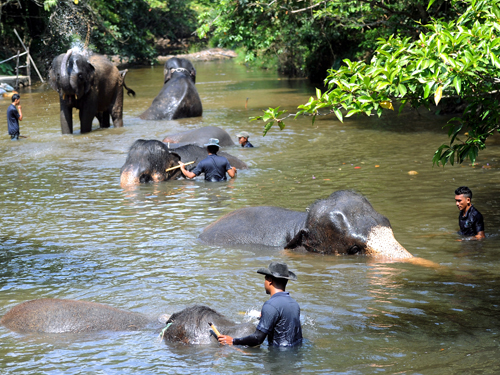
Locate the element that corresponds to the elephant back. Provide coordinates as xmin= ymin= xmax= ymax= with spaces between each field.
xmin=0 ymin=298 xmax=152 ymax=333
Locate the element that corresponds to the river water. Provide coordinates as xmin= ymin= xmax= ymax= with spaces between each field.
xmin=1 ymin=60 xmax=500 ymax=374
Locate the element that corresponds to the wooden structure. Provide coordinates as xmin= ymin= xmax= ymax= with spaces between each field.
xmin=0 ymin=29 xmax=44 ymax=89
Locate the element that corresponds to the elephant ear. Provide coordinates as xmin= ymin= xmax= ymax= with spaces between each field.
xmin=190 ymin=67 xmax=196 ymax=84
xmin=164 ymin=67 xmax=172 ymax=83
xmin=84 ymin=61 xmax=96 ymax=95
xmin=285 ymin=228 xmax=309 ymax=250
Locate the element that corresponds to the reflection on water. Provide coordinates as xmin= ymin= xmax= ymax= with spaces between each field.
xmin=1 ymin=60 xmax=500 ymax=373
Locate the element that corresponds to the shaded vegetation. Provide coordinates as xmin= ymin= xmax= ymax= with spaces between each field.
xmin=0 ymin=0 xmax=198 ymax=75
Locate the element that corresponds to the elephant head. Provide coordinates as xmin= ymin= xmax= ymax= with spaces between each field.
xmin=120 ymin=140 xmax=183 ymax=185
xmin=286 ymin=190 xmax=412 ymax=259
xmin=49 ymin=49 xmax=95 ymax=99
xmin=162 ymin=305 xmax=255 ymax=345
xmin=163 ymin=57 xmax=196 ymax=84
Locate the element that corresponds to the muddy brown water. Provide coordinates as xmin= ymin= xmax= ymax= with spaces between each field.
xmin=1 ymin=60 xmax=500 ymax=374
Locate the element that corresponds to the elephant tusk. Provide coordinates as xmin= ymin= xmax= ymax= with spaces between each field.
xmin=165 ymin=161 xmax=195 ymax=172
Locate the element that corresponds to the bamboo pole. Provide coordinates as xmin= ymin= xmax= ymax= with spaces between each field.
xmin=13 ymin=29 xmax=45 ymax=83
xmin=26 ymin=47 xmax=31 ymax=86
xmin=165 ymin=161 xmax=194 ymax=172
xmin=15 ymin=51 xmax=19 ymax=89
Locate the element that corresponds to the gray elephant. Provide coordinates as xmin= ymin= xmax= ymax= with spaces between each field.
xmin=162 ymin=305 xmax=255 ymax=345
xmin=200 ymin=190 xmax=414 ymax=260
xmin=1 ymin=299 xmax=255 ymax=346
xmin=0 ymin=299 xmax=153 ymax=333
xmin=120 ymin=139 xmax=247 ymax=185
xmin=140 ymin=58 xmax=202 ymax=120
xmin=163 ymin=126 xmax=235 ymax=147
xmin=49 ymin=49 xmax=135 ymax=134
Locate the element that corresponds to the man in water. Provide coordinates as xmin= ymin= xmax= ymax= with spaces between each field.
xmin=218 ymin=262 xmax=302 ymax=347
xmin=179 ymin=138 xmax=236 ymax=182
xmin=455 ymin=186 xmax=485 ymax=240
xmin=7 ymin=93 xmax=23 ymax=140
xmin=237 ymin=131 xmax=253 ymax=148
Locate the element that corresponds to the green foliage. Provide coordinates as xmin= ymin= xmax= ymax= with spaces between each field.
xmin=197 ymin=0 xmax=463 ymax=80
xmin=255 ymin=0 xmax=500 ymax=166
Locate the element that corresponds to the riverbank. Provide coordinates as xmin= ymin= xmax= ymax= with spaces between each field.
xmin=109 ymin=48 xmax=237 ymax=68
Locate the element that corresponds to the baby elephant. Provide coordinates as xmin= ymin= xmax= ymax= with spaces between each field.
xmin=140 ymin=58 xmax=202 ymax=120
xmin=0 ymin=299 xmax=152 ymax=333
xmin=162 ymin=305 xmax=255 ymax=345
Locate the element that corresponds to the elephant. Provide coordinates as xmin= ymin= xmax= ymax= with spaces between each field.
xmin=1 ymin=299 xmax=255 ymax=346
xmin=49 ymin=49 xmax=135 ymax=134
xmin=0 ymin=299 xmax=153 ymax=333
xmin=140 ymin=57 xmax=202 ymax=120
xmin=199 ymin=190 xmax=414 ymax=260
xmin=163 ymin=126 xmax=235 ymax=147
xmin=120 ymin=139 xmax=247 ymax=185
xmin=162 ymin=305 xmax=255 ymax=345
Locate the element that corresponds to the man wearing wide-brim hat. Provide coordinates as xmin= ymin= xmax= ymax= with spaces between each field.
xmin=218 ymin=262 xmax=302 ymax=347
xmin=179 ymin=138 xmax=236 ymax=182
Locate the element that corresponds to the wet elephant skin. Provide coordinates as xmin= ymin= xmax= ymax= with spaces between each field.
xmin=0 ymin=299 xmax=152 ymax=333
xmin=120 ymin=140 xmax=247 ymax=185
xmin=140 ymin=58 xmax=202 ymax=120
xmin=163 ymin=126 xmax=235 ymax=147
xmin=49 ymin=49 xmax=135 ymax=134
xmin=163 ymin=305 xmax=255 ymax=345
xmin=200 ymin=190 xmax=413 ymax=259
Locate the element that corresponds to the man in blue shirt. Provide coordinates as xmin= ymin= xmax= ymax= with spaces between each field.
xmin=237 ymin=131 xmax=254 ymax=148
xmin=7 ymin=93 xmax=23 ymax=140
xmin=218 ymin=262 xmax=302 ymax=347
xmin=455 ymin=186 xmax=485 ymax=240
xmin=179 ymin=138 xmax=236 ymax=182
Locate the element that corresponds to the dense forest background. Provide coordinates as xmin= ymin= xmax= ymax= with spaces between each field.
xmin=1 ymin=0 xmax=464 ymax=80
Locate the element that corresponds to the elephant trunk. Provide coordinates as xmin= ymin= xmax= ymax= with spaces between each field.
xmin=60 ymin=49 xmax=74 ymax=95
xmin=364 ymin=226 xmax=413 ymax=259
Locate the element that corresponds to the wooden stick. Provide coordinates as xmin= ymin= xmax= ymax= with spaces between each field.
xmin=165 ymin=161 xmax=194 ymax=172
xmin=208 ymin=322 xmax=221 ymax=337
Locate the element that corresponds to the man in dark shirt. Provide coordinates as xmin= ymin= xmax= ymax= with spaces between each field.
xmin=237 ymin=131 xmax=254 ymax=148
xmin=455 ymin=186 xmax=485 ymax=240
xmin=179 ymin=138 xmax=236 ymax=182
xmin=218 ymin=262 xmax=302 ymax=347
xmin=7 ymin=93 xmax=23 ymax=140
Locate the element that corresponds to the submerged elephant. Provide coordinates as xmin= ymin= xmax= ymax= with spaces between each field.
xmin=200 ymin=190 xmax=413 ymax=260
xmin=162 ymin=305 xmax=255 ymax=345
xmin=140 ymin=58 xmax=202 ymax=120
xmin=120 ymin=139 xmax=247 ymax=185
xmin=163 ymin=126 xmax=235 ymax=147
xmin=0 ymin=299 xmax=153 ymax=333
xmin=49 ymin=49 xmax=135 ymax=134
xmin=1 ymin=299 xmax=254 ymax=346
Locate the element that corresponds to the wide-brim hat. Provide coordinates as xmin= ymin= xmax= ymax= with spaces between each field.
xmin=237 ymin=131 xmax=249 ymax=139
xmin=257 ymin=262 xmax=297 ymax=281
xmin=204 ymin=138 xmax=220 ymax=148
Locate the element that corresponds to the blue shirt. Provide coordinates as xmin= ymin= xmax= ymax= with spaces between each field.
xmin=458 ymin=205 xmax=484 ymax=236
xmin=7 ymin=104 xmax=20 ymax=135
xmin=191 ymin=154 xmax=232 ymax=182
xmin=256 ymin=291 xmax=302 ymax=347
xmin=242 ymin=141 xmax=254 ymax=148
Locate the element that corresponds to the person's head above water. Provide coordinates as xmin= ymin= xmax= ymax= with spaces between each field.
xmin=257 ymin=262 xmax=297 ymax=295
xmin=204 ymin=138 xmax=220 ymax=154
xmin=455 ymin=186 xmax=472 ymax=212
xmin=237 ymin=131 xmax=250 ymax=146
